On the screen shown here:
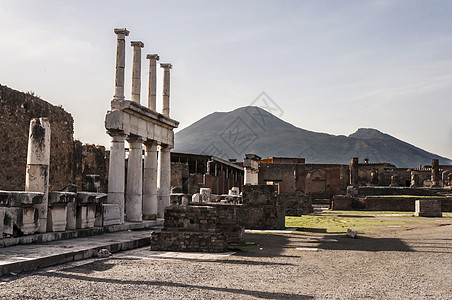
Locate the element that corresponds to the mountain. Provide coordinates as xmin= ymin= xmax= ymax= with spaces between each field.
xmin=174 ymin=106 xmax=452 ymax=168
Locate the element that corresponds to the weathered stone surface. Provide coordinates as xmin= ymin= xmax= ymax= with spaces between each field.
xmin=76 ymin=205 xmax=96 ymax=229
xmin=200 ymin=188 xmax=212 ymax=203
xmin=415 ymin=199 xmax=442 ymax=217
xmin=47 ymin=204 xmax=67 ymax=232
xmin=331 ymin=195 xmax=353 ymax=210
xmin=0 ymin=191 xmax=43 ymax=207
xmin=101 ymin=204 xmax=121 ymax=226
xmin=150 ymin=204 xmax=244 ymax=252
xmin=229 ymin=187 xmax=240 ymax=196
xmin=0 ymin=84 xmax=75 ymax=192
xmin=192 ymin=193 xmax=201 ymax=203
xmin=346 ymin=229 xmax=357 ymax=238
xmin=278 ymin=192 xmax=312 ymax=216
xmin=239 ymin=185 xmax=285 ymax=230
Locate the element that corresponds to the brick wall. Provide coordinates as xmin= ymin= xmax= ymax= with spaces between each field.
xmin=0 ymin=85 xmax=75 ymax=191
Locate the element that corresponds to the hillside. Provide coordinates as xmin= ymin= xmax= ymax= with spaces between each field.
xmin=174 ymin=106 xmax=452 ymax=167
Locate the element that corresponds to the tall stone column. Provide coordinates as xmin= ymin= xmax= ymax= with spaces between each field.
xmin=160 ymin=63 xmax=172 ymax=117
xmin=431 ymin=159 xmax=440 ymax=186
xmin=157 ymin=145 xmax=172 ymax=218
xmin=126 ymin=136 xmax=143 ymax=222
xmin=349 ymin=157 xmax=359 ymax=186
xmin=143 ymin=141 xmax=158 ymax=219
xmin=107 ymin=132 xmax=126 ymax=224
xmin=131 ymin=41 xmax=144 ymax=103
xmin=146 ymin=54 xmax=159 ymax=111
xmin=113 ymin=28 xmax=130 ymax=101
xmin=25 ymin=118 xmax=51 ymax=233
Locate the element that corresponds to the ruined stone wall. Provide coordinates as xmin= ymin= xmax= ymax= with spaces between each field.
xmin=239 ymin=185 xmax=285 ymax=229
xmin=77 ymin=144 xmax=108 ymax=192
xmin=150 ymin=204 xmax=244 ymax=252
xmin=171 ymin=162 xmax=189 ymax=193
xmin=0 ymin=85 xmax=75 ymax=191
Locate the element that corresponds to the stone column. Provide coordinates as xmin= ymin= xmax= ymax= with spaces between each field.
xmin=143 ymin=141 xmax=158 ymax=220
xmin=107 ymin=132 xmax=126 ymax=224
xmin=113 ymin=28 xmax=130 ymax=101
xmin=126 ymin=136 xmax=143 ymax=222
xmin=157 ymin=145 xmax=172 ymax=218
xmin=431 ymin=159 xmax=440 ymax=186
xmin=410 ymin=171 xmax=419 ymax=187
xmin=349 ymin=157 xmax=359 ymax=186
xmin=244 ymin=154 xmax=260 ymax=185
xmin=160 ymin=63 xmax=172 ymax=117
xmin=131 ymin=41 xmax=144 ymax=103
xmin=25 ymin=118 xmax=51 ymax=233
xmin=146 ymin=54 xmax=160 ymax=110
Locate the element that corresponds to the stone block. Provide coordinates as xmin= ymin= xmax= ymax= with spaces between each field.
xmin=192 ymin=193 xmax=201 ymax=203
xmin=21 ymin=206 xmax=40 ymax=234
xmin=229 ymin=187 xmax=240 ymax=196
xmin=200 ymin=188 xmax=211 ymax=203
xmin=415 ymin=199 xmax=442 ymax=217
xmin=66 ymin=202 xmax=77 ymax=230
xmin=331 ymin=195 xmax=353 ymax=210
xmin=76 ymin=205 xmax=96 ymax=228
xmin=2 ymin=207 xmax=20 ymax=236
xmin=0 ymin=191 xmax=43 ymax=207
xmin=47 ymin=204 xmax=67 ymax=232
xmin=102 ymin=204 xmax=121 ymax=226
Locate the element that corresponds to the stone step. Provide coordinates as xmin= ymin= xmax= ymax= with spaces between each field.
xmin=312 ymin=199 xmax=331 ymax=205
xmin=0 ymin=228 xmax=161 ymax=276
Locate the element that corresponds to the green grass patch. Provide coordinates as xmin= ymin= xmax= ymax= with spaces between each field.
xmin=286 ymin=215 xmax=411 ymax=234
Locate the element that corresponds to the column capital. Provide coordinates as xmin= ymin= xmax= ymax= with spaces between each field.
xmin=160 ymin=63 xmax=172 ymax=69
xmin=127 ymin=135 xmax=144 ymax=144
xmin=131 ymin=41 xmax=144 ymax=48
xmin=107 ymin=130 xmax=126 ymax=140
xmin=114 ymin=28 xmax=130 ymax=36
xmin=146 ymin=54 xmax=160 ymax=60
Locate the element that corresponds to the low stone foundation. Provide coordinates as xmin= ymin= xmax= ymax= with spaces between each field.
xmin=238 ymin=185 xmax=285 ymax=230
xmin=277 ymin=192 xmax=312 ymax=216
xmin=331 ymin=195 xmax=353 ymax=210
xmin=415 ymin=200 xmax=442 ymax=217
xmin=150 ymin=204 xmax=244 ymax=252
xmin=365 ymin=196 xmax=452 ymax=211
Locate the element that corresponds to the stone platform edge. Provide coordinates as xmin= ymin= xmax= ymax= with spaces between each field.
xmin=0 ymin=219 xmax=164 ymax=248
xmin=0 ymin=235 xmax=151 ymax=276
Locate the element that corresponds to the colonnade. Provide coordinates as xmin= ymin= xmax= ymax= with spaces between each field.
xmin=106 ymin=28 xmax=177 ymax=223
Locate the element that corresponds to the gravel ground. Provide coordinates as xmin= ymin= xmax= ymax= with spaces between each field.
xmin=1 ymin=216 xmax=452 ymax=299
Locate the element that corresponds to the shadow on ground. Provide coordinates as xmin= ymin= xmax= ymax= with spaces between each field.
xmin=38 ymin=270 xmax=314 ymax=299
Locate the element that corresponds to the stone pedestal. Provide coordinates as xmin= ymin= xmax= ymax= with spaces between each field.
xmin=25 ymin=118 xmax=51 ymax=233
xmin=76 ymin=192 xmax=107 ymax=229
xmin=200 ymin=188 xmax=212 ymax=203
xmin=48 ymin=191 xmax=76 ymax=232
xmin=143 ymin=142 xmax=158 ymax=220
xmin=126 ymin=138 xmax=143 ymax=222
xmin=0 ymin=191 xmax=43 ymax=236
xmin=415 ymin=199 xmax=442 ymax=217
xmin=107 ymin=133 xmax=126 ymax=224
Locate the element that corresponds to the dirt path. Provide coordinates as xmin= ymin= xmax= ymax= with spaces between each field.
xmin=1 ymin=214 xmax=451 ymax=299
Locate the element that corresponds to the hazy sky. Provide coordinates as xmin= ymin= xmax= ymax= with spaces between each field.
xmin=1 ymin=0 xmax=451 ymax=159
